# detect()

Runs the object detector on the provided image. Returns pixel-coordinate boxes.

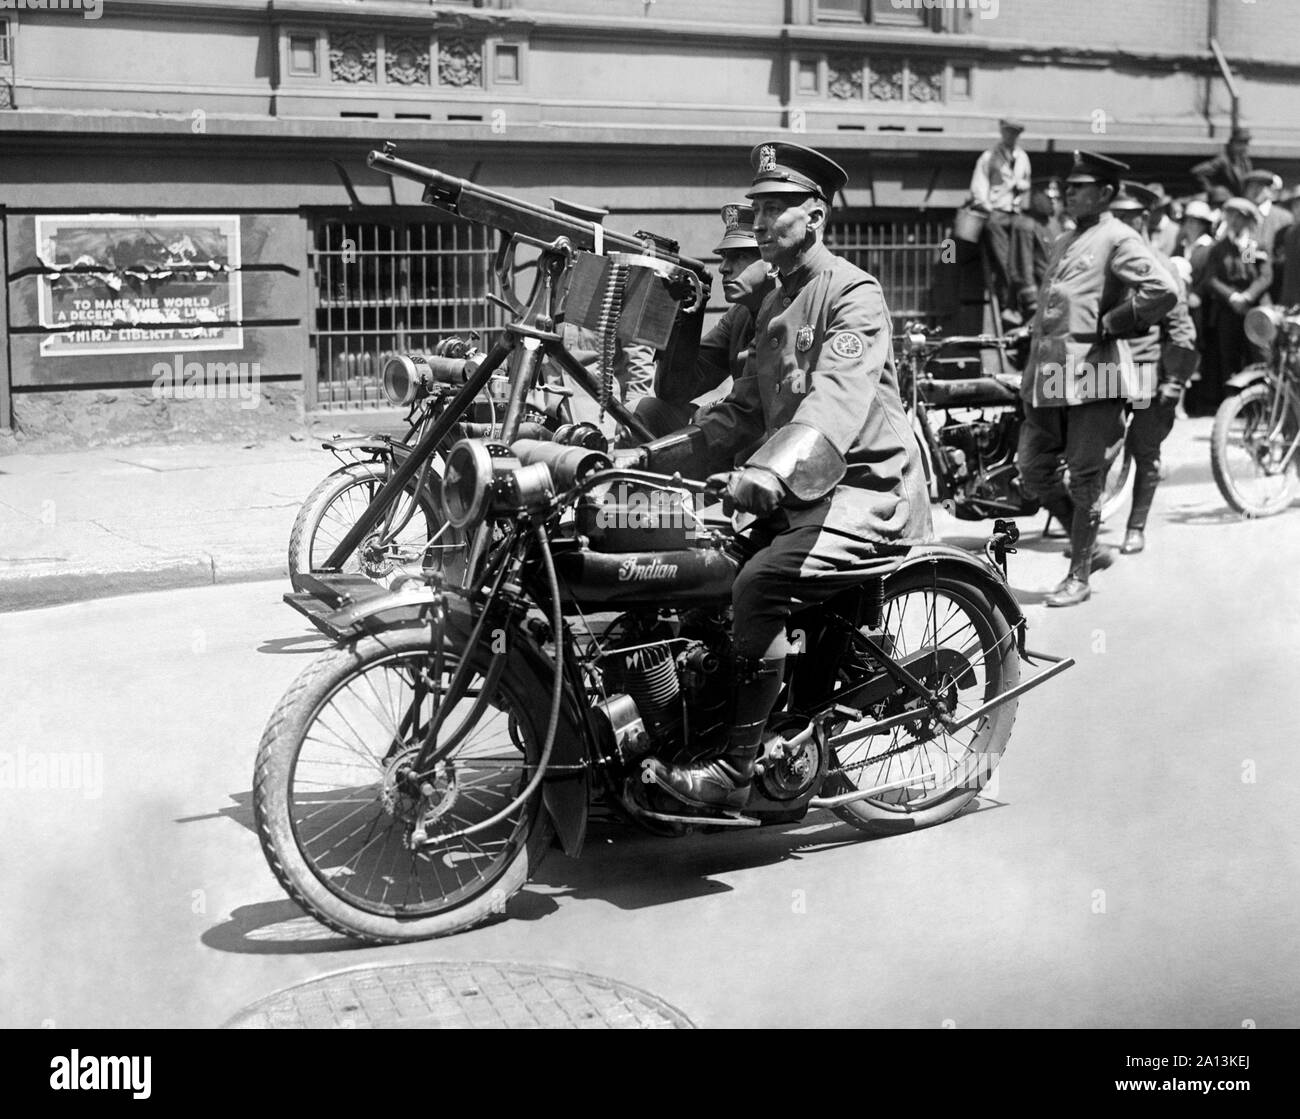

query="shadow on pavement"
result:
[175,790,257,834]
[1163,506,1249,526]
[257,633,334,655]
[194,798,1003,953]
[201,900,364,955]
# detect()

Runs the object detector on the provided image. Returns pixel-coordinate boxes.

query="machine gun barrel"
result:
[366,147,708,276]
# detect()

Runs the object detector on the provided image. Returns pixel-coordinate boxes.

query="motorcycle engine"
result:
[939,412,1033,516]
[593,610,731,763]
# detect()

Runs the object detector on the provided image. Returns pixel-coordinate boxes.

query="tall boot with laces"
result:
[643,654,785,809]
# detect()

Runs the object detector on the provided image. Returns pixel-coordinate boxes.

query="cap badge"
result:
[758,145,777,173]
[723,205,739,229]
[796,324,814,353]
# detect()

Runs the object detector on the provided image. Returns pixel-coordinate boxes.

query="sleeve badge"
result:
[829,331,864,359]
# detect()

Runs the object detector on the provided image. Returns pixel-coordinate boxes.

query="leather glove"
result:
[717,467,785,516]
[610,446,648,469]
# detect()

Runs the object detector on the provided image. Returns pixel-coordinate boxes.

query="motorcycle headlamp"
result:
[382,354,428,406]
[1244,305,1284,352]
[440,439,556,529]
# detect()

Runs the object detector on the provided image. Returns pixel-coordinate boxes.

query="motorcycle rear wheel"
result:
[287,460,466,584]
[253,627,553,944]
[826,570,1019,835]
[1210,383,1300,518]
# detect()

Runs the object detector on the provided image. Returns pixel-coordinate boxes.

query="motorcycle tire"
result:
[287,460,465,584]
[1210,382,1300,518]
[826,569,1019,835]
[253,627,554,944]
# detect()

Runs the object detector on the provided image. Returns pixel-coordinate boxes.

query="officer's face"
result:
[751,194,823,271]
[1064,180,1112,219]
[718,248,768,303]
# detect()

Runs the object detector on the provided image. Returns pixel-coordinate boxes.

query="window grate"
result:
[827,215,951,331]
[309,214,499,410]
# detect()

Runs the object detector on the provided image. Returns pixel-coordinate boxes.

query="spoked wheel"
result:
[825,570,1019,835]
[287,461,467,585]
[1099,419,1135,523]
[1210,383,1300,517]
[253,626,553,944]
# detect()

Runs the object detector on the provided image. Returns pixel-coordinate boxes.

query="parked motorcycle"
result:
[898,323,1133,526]
[1210,305,1300,517]
[287,337,579,587]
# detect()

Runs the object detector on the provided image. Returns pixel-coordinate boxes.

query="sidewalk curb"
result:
[0,555,289,613]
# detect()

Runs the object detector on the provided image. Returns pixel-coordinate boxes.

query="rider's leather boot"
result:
[1124,469,1159,553]
[644,655,785,810]
[1046,508,1102,608]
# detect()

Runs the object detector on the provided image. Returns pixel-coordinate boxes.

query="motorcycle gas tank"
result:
[552,542,739,606]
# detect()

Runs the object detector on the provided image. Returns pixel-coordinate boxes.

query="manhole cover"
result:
[223,961,695,1029]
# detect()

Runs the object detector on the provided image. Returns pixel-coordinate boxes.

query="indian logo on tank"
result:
[617,558,680,582]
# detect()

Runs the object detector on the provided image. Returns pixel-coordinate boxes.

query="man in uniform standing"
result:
[616,141,933,808]
[1108,183,1199,555]
[1020,151,1177,607]
[632,202,775,438]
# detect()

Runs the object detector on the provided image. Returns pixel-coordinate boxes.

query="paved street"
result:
[2,416,1298,1029]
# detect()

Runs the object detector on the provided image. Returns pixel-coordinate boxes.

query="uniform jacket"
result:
[1024,212,1178,407]
[1124,256,1197,390]
[654,301,758,406]
[970,145,1031,213]
[690,242,933,546]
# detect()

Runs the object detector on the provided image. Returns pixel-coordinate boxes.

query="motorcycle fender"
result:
[1224,363,1271,394]
[436,593,593,858]
[890,545,1027,652]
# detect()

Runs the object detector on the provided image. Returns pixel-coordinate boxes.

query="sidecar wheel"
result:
[825,571,1019,835]
[254,627,553,944]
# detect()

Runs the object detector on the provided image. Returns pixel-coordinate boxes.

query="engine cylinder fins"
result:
[622,643,682,741]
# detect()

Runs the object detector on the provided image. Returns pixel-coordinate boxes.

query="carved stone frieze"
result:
[438,38,484,88]
[329,31,377,84]
[386,36,431,86]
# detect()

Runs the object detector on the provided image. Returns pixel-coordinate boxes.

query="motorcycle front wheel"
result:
[826,570,1019,835]
[253,627,553,944]
[287,460,467,584]
[1210,383,1300,517]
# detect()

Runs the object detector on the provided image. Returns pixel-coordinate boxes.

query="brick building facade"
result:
[1,0,1297,442]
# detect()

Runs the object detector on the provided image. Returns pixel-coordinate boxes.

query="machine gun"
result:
[315,143,712,576]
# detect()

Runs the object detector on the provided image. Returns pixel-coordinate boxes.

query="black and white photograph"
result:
[0,0,1295,1063]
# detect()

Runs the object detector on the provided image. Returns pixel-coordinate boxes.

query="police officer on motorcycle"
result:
[615,141,934,809]
[633,203,776,438]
